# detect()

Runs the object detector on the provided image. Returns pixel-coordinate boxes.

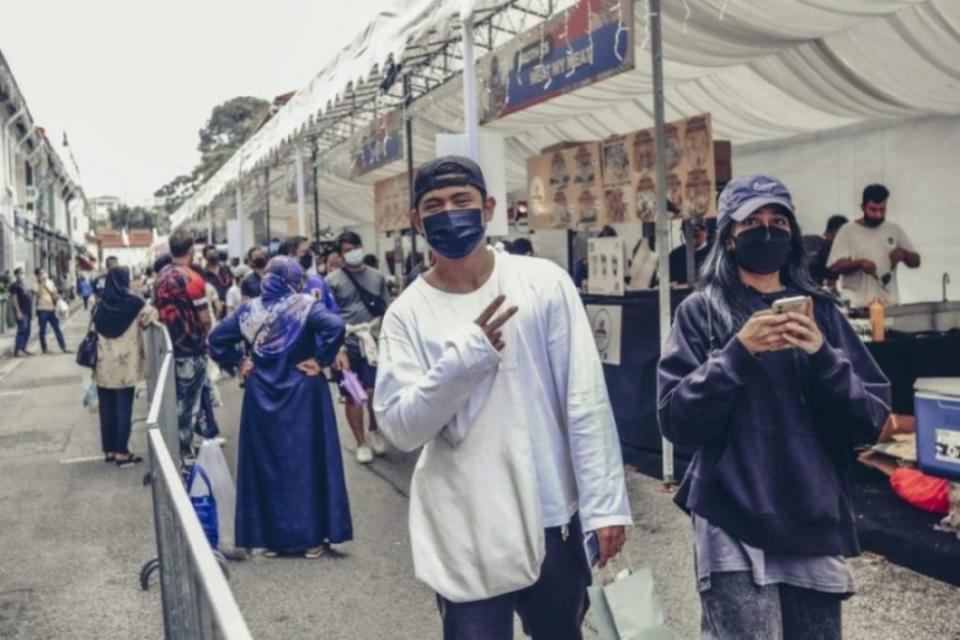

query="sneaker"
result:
[355,445,374,464]
[366,429,388,456]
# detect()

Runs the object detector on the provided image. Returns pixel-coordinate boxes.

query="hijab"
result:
[93,266,146,338]
[238,256,314,357]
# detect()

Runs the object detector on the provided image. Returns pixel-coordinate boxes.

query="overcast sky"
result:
[0,0,385,203]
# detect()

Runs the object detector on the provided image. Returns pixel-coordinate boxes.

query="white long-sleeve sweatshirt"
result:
[374,252,632,601]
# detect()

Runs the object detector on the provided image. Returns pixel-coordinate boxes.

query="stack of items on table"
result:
[858,378,960,537]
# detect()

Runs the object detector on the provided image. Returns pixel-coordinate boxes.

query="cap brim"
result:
[729,196,794,222]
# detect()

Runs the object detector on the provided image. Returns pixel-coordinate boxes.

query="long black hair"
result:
[697,207,834,341]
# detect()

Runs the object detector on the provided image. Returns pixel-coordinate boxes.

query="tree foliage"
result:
[109,205,171,234]
[154,96,270,217]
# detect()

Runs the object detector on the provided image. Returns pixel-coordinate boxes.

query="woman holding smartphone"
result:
[657,175,891,640]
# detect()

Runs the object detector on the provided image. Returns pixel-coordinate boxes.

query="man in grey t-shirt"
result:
[328,231,391,464]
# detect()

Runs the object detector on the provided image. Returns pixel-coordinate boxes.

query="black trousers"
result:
[97,386,135,454]
[436,514,592,640]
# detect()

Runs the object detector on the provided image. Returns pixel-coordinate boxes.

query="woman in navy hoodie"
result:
[658,175,890,640]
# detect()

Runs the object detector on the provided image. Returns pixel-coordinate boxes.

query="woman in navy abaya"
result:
[209,256,351,558]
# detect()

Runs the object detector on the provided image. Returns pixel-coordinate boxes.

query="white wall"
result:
[734,116,960,304]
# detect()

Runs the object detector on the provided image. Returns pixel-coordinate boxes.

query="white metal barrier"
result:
[141,321,252,640]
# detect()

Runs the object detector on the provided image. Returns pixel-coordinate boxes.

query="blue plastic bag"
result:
[187,465,219,549]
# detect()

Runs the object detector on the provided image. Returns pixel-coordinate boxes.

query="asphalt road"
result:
[0,308,958,639]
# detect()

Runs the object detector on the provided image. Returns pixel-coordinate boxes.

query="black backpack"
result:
[341,269,388,318]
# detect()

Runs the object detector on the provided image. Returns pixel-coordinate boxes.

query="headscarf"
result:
[238,256,314,357]
[93,266,146,338]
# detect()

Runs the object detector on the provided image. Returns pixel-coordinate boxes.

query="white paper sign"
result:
[588,237,625,296]
[435,131,508,237]
[586,304,623,366]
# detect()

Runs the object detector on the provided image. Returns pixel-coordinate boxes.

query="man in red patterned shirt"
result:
[154,230,217,455]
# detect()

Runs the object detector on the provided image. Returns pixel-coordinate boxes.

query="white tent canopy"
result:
[173,0,960,264]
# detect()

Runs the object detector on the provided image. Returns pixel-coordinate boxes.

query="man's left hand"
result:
[595,525,626,569]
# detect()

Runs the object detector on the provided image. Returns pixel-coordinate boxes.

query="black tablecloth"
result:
[866,331,960,414]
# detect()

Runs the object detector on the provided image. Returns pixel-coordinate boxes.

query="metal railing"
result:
[141,321,252,640]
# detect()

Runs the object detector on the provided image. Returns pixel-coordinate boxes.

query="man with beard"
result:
[828,184,920,307]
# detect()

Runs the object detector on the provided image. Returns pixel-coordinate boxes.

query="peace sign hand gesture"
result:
[474,295,518,352]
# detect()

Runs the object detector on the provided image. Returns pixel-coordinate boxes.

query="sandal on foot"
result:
[104,453,116,463]
[304,544,330,559]
[116,453,144,467]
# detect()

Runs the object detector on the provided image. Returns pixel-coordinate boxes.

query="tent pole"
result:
[206,206,212,244]
[650,0,675,485]
[235,177,244,252]
[264,164,271,248]
[404,74,416,283]
[312,140,321,246]
[294,145,307,236]
[461,16,479,161]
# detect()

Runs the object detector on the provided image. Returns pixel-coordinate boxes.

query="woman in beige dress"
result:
[92,266,158,466]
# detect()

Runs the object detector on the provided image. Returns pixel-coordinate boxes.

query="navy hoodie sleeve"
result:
[807,305,891,444]
[657,295,759,447]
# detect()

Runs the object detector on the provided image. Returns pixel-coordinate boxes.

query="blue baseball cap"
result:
[718,174,795,223]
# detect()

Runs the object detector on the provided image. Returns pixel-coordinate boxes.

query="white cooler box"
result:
[914,378,960,482]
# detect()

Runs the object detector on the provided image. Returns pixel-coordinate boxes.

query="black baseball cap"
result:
[413,155,487,209]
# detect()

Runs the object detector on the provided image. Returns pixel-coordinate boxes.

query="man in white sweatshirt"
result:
[374,156,632,640]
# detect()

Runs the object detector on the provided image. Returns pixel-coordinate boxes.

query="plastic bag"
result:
[82,381,99,411]
[190,440,238,553]
[56,297,70,319]
[187,464,219,549]
[588,562,670,640]
[890,468,950,514]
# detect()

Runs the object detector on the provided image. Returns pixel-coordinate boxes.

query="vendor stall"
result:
[167,0,960,583]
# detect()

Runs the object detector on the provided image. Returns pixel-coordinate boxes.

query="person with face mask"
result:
[657,174,892,640]
[327,231,389,464]
[154,230,218,456]
[374,156,631,638]
[202,245,232,318]
[208,256,351,559]
[9,268,34,357]
[34,268,69,354]
[827,184,921,308]
[241,246,268,299]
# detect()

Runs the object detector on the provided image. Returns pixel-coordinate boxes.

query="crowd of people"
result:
[56,155,919,639]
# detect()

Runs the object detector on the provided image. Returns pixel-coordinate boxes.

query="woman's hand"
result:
[736,310,790,354]
[781,312,825,355]
[238,359,254,381]
[297,358,323,377]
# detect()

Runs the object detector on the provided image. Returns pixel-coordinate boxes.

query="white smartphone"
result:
[583,531,600,568]
[772,295,812,317]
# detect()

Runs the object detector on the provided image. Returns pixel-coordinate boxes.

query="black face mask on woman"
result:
[733,226,792,275]
[299,251,314,271]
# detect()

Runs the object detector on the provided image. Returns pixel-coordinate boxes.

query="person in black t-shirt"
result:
[9,268,34,357]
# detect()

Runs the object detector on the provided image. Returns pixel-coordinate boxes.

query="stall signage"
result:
[352,110,404,177]
[374,172,413,233]
[479,0,634,124]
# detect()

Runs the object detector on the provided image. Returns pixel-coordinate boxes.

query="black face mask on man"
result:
[733,226,792,275]
[252,256,267,270]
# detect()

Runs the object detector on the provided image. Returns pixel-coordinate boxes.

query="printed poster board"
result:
[374,173,412,233]
[527,142,604,230]
[586,304,622,366]
[600,113,716,222]
[479,0,635,124]
[587,236,625,296]
[352,110,404,177]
